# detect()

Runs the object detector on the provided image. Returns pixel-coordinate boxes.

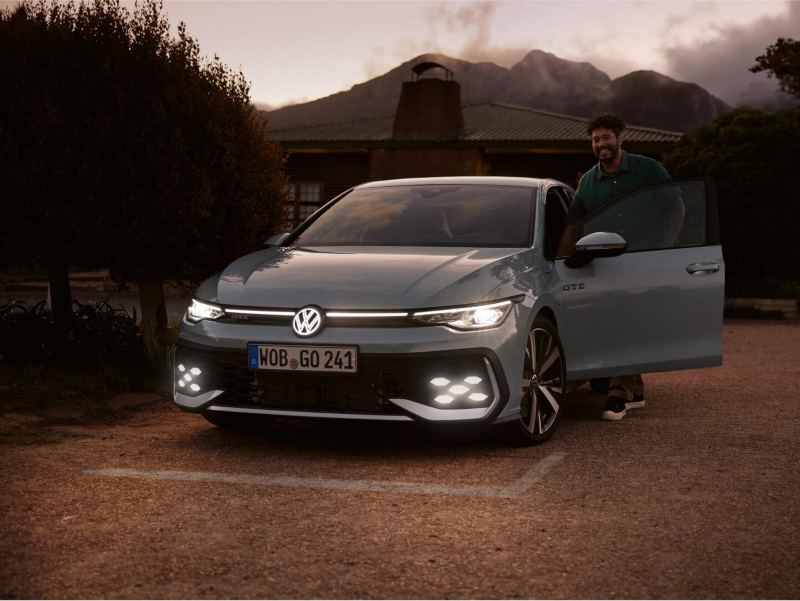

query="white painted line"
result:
[79,452,567,499]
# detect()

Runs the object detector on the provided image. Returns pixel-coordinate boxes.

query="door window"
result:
[579,179,716,252]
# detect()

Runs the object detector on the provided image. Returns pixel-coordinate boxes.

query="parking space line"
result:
[79,452,567,498]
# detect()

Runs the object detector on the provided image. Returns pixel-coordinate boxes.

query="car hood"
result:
[213,246,532,310]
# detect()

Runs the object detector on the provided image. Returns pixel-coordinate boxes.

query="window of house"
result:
[285,181,323,230]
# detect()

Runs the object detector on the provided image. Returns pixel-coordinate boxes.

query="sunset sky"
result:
[4,0,798,109]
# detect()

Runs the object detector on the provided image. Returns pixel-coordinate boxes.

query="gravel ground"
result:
[1,320,799,599]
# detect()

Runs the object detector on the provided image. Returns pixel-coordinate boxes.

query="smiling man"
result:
[557,112,679,421]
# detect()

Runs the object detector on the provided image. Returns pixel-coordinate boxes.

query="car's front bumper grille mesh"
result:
[175,344,493,415]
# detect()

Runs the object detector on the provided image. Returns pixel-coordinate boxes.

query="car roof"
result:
[357,176,553,189]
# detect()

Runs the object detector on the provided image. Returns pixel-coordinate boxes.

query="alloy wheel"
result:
[521,327,564,435]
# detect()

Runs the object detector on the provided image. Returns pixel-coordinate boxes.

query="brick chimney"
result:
[392,62,464,140]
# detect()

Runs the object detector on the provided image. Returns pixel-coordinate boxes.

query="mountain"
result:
[261,51,731,133]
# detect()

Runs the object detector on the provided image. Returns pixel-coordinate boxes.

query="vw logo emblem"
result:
[293,306,323,337]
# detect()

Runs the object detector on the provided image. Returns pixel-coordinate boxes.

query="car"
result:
[173,176,724,444]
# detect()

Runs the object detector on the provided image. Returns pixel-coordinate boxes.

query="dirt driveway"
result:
[1,321,799,599]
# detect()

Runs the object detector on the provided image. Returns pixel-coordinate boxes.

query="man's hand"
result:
[557,224,579,258]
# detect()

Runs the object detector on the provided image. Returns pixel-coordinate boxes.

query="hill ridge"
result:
[262,51,730,133]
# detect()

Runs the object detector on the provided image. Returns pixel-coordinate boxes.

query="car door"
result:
[554,178,724,380]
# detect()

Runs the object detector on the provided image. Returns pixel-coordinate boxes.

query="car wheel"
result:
[202,411,274,430]
[590,377,611,394]
[503,316,566,446]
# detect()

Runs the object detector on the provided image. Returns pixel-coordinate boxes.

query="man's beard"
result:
[595,140,619,164]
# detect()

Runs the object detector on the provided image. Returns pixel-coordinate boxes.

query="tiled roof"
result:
[267,102,683,144]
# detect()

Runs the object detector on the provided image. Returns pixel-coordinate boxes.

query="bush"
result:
[0,299,143,367]
[662,107,800,292]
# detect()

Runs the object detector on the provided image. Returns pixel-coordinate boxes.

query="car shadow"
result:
[187,414,510,459]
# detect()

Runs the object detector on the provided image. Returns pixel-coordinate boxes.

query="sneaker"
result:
[626,394,645,410]
[600,397,627,421]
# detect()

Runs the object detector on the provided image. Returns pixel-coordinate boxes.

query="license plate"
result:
[248,344,358,373]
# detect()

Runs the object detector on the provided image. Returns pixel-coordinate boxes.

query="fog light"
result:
[184,374,192,382]
[178,380,185,388]
[430,378,450,387]
[178,364,185,372]
[469,393,488,401]
[190,384,201,392]
[434,395,454,404]
[190,367,202,376]
[449,385,469,395]
[464,376,482,385]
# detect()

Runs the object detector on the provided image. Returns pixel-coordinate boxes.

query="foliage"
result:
[662,107,800,292]
[0,298,143,366]
[0,0,291,347]
[751,38,800,100]
[725,277,800,300]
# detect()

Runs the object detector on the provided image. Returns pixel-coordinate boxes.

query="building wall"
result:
[487,151,665,189]
[487,153,593,189]
[285,152,371,202]
[369,148,484,181]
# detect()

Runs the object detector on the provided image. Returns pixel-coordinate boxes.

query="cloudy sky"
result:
[5,0,798,108]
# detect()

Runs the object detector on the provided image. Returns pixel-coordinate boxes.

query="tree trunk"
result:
[47,250,73,338]
[139,279,168,359]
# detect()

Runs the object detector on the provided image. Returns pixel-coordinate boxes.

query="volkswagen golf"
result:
[173,176,724,444]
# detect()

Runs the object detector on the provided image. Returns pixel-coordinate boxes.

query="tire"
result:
[590,377,611,395]
[202,411,274,430]
[502,316,567,446]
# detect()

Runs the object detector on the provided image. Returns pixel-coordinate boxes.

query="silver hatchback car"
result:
[174,176,723,444]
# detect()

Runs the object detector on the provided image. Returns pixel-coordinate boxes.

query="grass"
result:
[726,278,800,300]
[723,302,786,320]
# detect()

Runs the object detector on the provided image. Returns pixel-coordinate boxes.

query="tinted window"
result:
[544,187,569,261]
[291,185,535,247]
[581,180,706,252]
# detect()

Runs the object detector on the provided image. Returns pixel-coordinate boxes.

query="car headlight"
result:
[186,299,225,323]
[410,298,518,331]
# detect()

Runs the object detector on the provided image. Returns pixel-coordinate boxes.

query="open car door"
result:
[554,178,724,380]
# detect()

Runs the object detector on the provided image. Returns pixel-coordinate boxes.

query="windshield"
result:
[290,184,535,248]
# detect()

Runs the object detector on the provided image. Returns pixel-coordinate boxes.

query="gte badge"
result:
[563,283,585,291]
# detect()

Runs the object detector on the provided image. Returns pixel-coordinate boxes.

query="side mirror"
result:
[264,233,290,247]
[564,232,627,269]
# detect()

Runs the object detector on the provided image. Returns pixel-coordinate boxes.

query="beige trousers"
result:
[608,374,644,401]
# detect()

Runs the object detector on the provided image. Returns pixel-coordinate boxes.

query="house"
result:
[269,63,682,228]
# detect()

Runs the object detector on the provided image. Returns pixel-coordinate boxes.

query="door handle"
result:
[686,262,720,275]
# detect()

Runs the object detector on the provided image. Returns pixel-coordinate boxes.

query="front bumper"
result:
[174,303,530,424]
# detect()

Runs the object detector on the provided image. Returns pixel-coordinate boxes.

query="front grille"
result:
[175,344,494,415]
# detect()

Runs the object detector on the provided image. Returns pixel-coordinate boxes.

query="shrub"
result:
[0,299,143,367]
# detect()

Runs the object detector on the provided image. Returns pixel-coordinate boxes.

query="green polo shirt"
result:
[565,151,672,225]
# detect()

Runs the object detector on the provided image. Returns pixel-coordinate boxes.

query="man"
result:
[557,112,684,421]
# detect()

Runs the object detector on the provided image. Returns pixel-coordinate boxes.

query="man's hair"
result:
[586,113,626,137]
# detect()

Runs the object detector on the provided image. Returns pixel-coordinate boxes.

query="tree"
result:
[751,38,800,101]
[662,107,800,295]
[0,0,291,355]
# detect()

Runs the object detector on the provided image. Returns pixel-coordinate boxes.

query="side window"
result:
[543,187,569,261]
[580,180,711,252]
